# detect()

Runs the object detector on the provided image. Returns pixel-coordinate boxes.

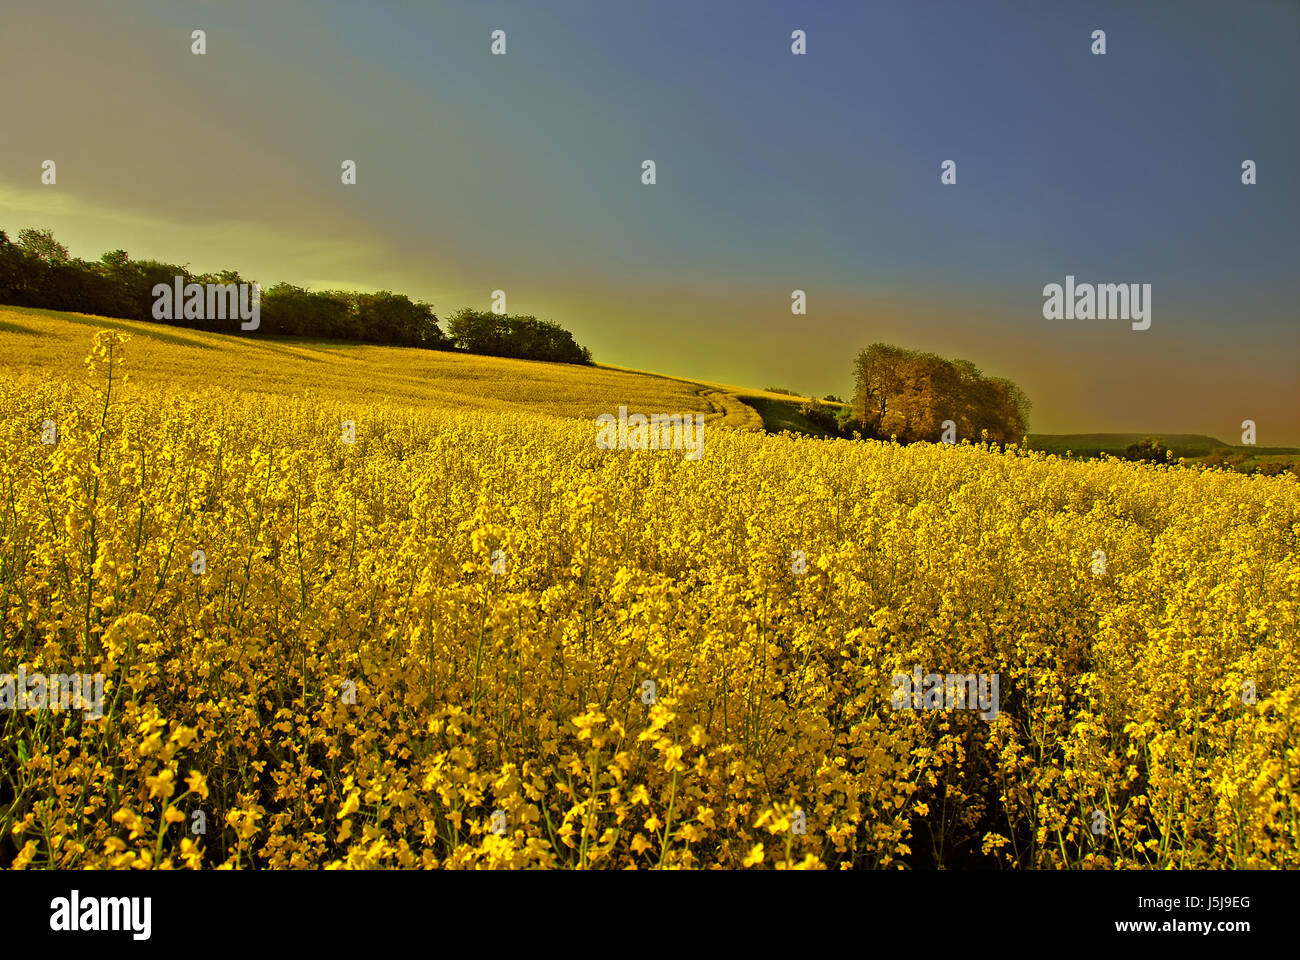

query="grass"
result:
[744,397,842,438]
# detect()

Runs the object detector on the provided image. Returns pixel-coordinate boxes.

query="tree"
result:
[985,377,1030,441]
[446,308,590,364]
[852,343,909,436]
[850,342,1030,444]
[16,228,71,265]
[100,249,130,270]
[353,291,443,347]
[1124,437,1166,463]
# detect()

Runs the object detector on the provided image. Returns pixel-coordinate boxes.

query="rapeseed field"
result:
[1,323,1296,869]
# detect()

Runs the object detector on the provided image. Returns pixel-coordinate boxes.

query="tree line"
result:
[0,227,593,364]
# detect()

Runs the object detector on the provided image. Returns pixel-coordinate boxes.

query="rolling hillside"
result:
[0,306,762,429]
[2,306,1293,463]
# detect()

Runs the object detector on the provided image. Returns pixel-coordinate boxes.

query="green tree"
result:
[1124,437,1167,463]
[16,228,71,265]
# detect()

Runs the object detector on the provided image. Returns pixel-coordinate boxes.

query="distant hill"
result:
[1027,434,1300,459]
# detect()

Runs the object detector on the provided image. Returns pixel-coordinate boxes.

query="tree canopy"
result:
[849,342,1030,444]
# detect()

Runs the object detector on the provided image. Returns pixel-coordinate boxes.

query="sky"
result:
[1,0,1297,441]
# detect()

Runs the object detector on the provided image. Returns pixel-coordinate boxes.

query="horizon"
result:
[2,0,1296,442]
